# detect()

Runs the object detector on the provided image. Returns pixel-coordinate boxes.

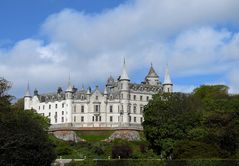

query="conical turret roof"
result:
[146,63,159,78]
[66,74,73,92]
[104,87,108,95]
[120,58,129,81]
[163,64,172,85]
[25,81,31,97]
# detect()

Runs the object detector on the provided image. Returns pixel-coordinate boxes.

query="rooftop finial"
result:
[68,73,71,86]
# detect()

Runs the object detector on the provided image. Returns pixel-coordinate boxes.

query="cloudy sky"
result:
[0,0,239,98]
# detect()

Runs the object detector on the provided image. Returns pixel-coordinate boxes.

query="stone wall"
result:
[51,131,82,142]
[51,129,141,142]
[108,130,140,141]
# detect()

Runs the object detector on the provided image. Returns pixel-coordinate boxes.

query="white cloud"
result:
[1,0,239,97]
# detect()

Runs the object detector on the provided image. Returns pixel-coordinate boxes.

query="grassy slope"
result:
[75,130,114,141]
[49,130,158,160]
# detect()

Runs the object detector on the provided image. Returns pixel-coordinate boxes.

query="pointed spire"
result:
[81,84,85,91]
[163,64,172,85]
[87,87,91,95]
[25,81,31,97]
[120,58,129,81]
[104,87,108,95]
[66,73,73,92]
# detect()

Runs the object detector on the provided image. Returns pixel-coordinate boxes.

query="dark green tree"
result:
[143,85,239,159]
[0,77,56,166]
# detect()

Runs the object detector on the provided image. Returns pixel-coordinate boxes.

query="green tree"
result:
[143,92,202,157]
[143,85,239,159]
[0,77,56,166]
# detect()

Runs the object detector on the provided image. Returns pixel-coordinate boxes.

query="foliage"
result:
[0,77,13,112]
[143,85,239,159]
[112,143,132,159]
[66,159,239,166]
[11,98,24,111]
[0,77,56,166]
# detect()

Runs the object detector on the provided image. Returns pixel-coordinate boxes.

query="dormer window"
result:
[96,96,98,100]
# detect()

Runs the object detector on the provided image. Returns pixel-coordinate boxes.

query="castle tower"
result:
[103,87,108,99]
[65,76,73,123]
[119,58,130,125]
[86,87,91,102]
[163,64,173,93]
[24,82,32,110]
[145,63,160,86]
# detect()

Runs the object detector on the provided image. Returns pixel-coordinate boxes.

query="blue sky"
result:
[0,0,239,98]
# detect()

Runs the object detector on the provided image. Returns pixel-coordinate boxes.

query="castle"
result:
[24,60,173,130]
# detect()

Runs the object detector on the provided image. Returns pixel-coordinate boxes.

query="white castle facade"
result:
[24,61,173,130]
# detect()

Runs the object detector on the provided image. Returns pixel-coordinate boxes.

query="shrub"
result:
[112,144,132,159]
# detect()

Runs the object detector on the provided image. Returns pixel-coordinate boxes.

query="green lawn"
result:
[75,130,114,141]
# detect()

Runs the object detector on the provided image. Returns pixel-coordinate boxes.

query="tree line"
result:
[143,85,239,159]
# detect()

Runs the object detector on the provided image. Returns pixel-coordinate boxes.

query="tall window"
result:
[99,116,101,122]
[140,96,143,101]
[81,105,84,113]
[127,104,131,113]
[140,117,143,123]
[146,96,149,101]
[43,105,45,110]
[92,116,94,122]
[55,112,57,123]
[140,105,143,114]
[95,105,100,112]
[49,105,51,109]
[62,111,64,115]
[134,95,136,100]
[48,112,51,117]
[96,96,98,100]
[62,103,64,108]
[110,105,113,113]
[55,104,57,109]
[133,105,137,114]
[74,105,76,113]
[74,116,76,122]
[61,117,64,122]
[129,116,131,122]
[81,116,84,122]
[110,116,113,122]
[134,117,136,122]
